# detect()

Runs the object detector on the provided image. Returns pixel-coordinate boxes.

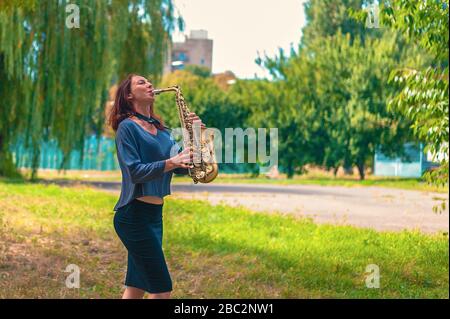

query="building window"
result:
[200,58,205,65]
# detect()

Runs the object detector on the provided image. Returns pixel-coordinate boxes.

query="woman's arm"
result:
[116,125,166,183]
[116,123,192,183]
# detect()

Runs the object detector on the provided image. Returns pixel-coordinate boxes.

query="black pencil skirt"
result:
[113,198,172,294]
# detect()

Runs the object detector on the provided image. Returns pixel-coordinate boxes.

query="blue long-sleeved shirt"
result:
[113,118,188,211]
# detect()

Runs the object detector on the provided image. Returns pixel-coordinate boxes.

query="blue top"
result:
[113,118,188,211]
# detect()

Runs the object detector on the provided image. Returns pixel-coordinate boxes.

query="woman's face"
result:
[129,75,155,104]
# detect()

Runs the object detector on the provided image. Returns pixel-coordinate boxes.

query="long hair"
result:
[108,73,166,132]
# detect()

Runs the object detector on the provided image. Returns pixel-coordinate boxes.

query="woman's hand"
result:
[164,147,192,172]
[188,112,206,129]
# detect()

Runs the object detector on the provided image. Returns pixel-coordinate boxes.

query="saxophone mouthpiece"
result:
[153,89,163,95]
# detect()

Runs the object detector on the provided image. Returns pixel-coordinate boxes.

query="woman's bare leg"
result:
[122,286,146,299]
[148,291,171,299]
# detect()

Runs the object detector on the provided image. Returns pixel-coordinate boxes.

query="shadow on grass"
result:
[168,229,448,298]
[0,177,27,184]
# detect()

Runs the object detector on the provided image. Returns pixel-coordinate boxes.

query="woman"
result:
[108,74,205,299]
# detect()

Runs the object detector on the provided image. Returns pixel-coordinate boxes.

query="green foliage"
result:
[184,65,212,78]
[350,1,449,185]
[258,32,422,179]
[388,67,449,187]
[380,0,449,187]
[0,0,181,178]
[157,70,247,130]
[380,0,449,61]
[302,0,368,44]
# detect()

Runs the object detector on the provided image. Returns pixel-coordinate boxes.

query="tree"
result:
[256,0,427,179]
[0,0,181,179]
[302,0,371,46]
[380,0,449,188]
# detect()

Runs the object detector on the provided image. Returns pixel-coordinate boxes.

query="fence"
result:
[12,135,119,171]
[11,135,260,173]
[374,143,434,178]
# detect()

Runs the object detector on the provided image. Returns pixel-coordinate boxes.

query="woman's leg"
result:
[122,286,146,299]
[122,287,171,299]
[148,291,171,299]
[114,201,172,298]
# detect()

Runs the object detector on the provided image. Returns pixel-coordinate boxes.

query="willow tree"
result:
[0,0,181,179]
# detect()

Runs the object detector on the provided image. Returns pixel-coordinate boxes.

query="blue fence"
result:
[374,143,435,178]
[12,135,120,171]
[14,136,434,178]
[11,135,257,173]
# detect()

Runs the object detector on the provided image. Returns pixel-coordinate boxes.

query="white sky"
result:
[172,0,307,79]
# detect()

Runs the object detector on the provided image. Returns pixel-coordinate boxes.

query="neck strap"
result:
[134,112,160,125]
[133,112,171,130]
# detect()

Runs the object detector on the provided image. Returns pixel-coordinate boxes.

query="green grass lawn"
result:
[0,179,448,298]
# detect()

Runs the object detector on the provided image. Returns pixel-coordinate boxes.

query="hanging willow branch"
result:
[0,0,182,178]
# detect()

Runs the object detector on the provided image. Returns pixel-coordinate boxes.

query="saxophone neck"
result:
[153,86,179,95]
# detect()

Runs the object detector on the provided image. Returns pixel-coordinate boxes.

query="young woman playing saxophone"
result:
[108,74,205,299]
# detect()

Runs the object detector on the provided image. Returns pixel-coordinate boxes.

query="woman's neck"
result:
[134,102,152,117]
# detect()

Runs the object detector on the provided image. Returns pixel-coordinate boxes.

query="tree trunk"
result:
[0,132,4,176]
[250,163,260,178]
[286,159,294,179]
[0,132,20,178]
[344,166,353,175]
[333,166,339,177]
[357,162,365,180]
[31,147,40,181]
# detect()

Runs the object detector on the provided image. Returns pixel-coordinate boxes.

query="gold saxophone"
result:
[154,85,219,184]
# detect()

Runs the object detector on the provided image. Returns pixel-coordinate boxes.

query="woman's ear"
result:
[127,93,133,100]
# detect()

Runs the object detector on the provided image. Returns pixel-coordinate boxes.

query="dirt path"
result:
[169,183,449,233]
[46,180,449,233]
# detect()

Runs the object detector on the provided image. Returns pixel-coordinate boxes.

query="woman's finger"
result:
[193,120,205,128]
[180,147,191,154]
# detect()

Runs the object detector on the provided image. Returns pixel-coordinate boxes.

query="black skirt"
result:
[113,198,172,294]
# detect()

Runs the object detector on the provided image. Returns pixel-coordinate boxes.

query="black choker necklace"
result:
[134,112,160,125]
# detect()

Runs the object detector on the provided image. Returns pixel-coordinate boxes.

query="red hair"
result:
[108,73,166,132]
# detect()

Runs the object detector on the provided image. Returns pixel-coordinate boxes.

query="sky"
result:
[172,0,308,79]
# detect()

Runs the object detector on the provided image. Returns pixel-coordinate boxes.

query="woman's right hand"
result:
[165,147,192,171]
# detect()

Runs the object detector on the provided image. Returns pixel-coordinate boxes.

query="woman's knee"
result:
[122,286,146,299]
[148,291,171,299]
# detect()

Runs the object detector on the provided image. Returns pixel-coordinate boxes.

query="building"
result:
[164,30,213,73]
[374,143,439,178]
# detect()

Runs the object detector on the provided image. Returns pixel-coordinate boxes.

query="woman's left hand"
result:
[189,112,206,129]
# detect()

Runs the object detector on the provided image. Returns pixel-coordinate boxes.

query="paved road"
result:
[46,180,449,233]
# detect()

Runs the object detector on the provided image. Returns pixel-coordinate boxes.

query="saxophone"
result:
[154,85,219,184]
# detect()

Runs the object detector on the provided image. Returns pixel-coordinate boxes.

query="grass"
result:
[0,179,448,298]
[20,168,449,194]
